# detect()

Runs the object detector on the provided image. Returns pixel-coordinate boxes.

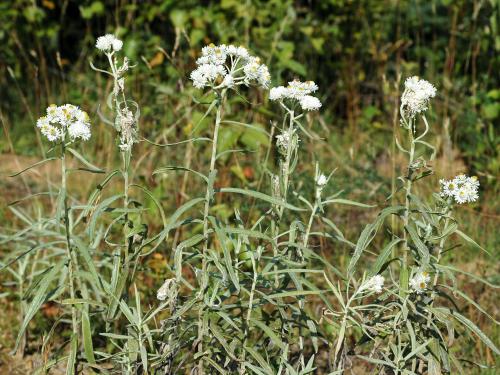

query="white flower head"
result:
[112,38,123,52]
[40,124,63,142]
[269,86,288,101]
[316,174,327,187]
[401,76,437,117]
[225,44,250,60]
[287,80,318,98]
[222,74,235,88]
[243,57,271,88]
[439,178,457,198]
[359,275,385,294]
[96,34,123,53]
[276,132,291,155]
[157,278,177,301]
[410,271,431,294]
[36,104,91,142]
[269,80,321,112]
[190,63,227,89]
[68,121,91,141]
[299,95,322,111]
[192,44,269,90]
[199,44,227,65]
[439,174,479,204]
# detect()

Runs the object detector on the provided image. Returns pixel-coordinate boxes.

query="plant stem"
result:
[61,143,78,373]
[279,109,295,218]
[425,213,450,327]
[402,124,414,268]
[240,257,258,374]
[122,150,130,256]
[303,202,318,249]
[197,89,226,373]
[400,120,415,298]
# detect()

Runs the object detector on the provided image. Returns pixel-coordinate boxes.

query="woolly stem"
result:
[61,142,78,372]
[197,89,226,374]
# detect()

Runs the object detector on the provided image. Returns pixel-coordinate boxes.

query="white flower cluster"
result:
[269,80,321,111]
[410,271,430,294]
[359,275,385,294]
[401,76,436,116]
[316,174,327,187]
[190,44,270,89]
[157,278,176,301]
[440,174,479,204]
[95,34,123,52]
[315,173,328,200]
[36,104,91,142]
[275,132,291,155]
[275,128,299,158]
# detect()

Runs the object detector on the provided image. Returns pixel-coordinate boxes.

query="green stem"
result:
[197,89,226,373]
[279,109,295,218]
[303,202,318,249]
[400,121,415,298]
[61,143,78,373]
[240,257,258,374]
[425,213,450,329]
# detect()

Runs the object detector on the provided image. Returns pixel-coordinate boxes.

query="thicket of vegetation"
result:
[0,1,498,374]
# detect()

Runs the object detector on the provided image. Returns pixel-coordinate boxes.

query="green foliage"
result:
[0,1,498,374]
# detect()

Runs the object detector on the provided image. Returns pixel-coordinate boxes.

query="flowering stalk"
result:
[303,169,327,248]
[240,247,259,375]
[196,89,226,371]
[189,44,271,372]
[94,34,139,318]
[327,274,385,369]
[35,103,92,371]
[61,141,79,342]
[398,76,436,294]
[269,79,322,369]
[400,116,414,294]
[278,106,296,218]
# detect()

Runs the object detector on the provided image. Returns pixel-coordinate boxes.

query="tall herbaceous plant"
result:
[155,44,339,374]
[324,77,499,373]
[2,30,497,375]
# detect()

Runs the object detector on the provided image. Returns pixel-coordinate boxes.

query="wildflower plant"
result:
[4,102,96,372]
[1,31,497,375]
[151,46,337,374]
[325,76,499,373]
